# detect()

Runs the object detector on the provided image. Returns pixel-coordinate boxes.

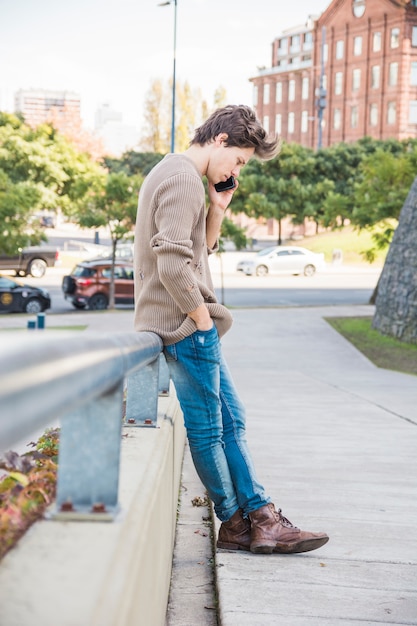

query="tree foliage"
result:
[139,78,230,153]
[74,171,142,307]
[0,113,105,251]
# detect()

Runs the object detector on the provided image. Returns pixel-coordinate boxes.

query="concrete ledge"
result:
[0,391,186,626]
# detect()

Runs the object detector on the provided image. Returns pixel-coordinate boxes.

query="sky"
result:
[0,0,330,134]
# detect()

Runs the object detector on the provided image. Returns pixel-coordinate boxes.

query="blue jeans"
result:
[164,325,270,522]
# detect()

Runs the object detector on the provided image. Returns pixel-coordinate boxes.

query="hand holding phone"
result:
[214,176,236,192]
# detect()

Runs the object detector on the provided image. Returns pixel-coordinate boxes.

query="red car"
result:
[62,259,134,310]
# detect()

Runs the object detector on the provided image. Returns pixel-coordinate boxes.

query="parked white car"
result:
[236,246,325,277]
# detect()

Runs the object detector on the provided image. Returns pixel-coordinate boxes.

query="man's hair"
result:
[190,104,281,160]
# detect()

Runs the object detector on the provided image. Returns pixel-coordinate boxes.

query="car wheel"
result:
[304,264,316,277]
[255,265,269,277]
[88,293,108,310]
[72,301,87,309]
[62,275,76,295]
[25,298,43,314]
[28,258,47,278]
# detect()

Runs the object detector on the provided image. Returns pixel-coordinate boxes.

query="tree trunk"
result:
[372,176,417,344]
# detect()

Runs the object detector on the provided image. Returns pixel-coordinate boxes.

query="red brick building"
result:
[250,0,417,148]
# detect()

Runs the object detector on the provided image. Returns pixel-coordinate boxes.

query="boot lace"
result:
[272,506,298,529]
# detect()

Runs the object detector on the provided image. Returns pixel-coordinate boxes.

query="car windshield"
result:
[72,266,97,278]
[257,247,278,257]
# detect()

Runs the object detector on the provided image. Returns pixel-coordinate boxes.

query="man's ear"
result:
[214,133,228,145]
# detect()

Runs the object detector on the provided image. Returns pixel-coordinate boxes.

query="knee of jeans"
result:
[187,429,224,451]
[223,419,245,440]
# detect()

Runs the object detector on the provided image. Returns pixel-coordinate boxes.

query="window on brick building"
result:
[413,26,417,47]
[323,43,328,63]
[276,113,282,134]
[304,32,313,50]
[253,86,258,105]
[278,37,288,55]
[336,40,344,60]
[352,68,361,91]
[291,34,301,52]
[411,62,417,86]
[353,36,362,56]
[352,0,366,18]
[288,80,296,101]
[389,62,399,86]
[335,72,343,95]
[351,105,359,128]
[373,32,381,52]
[369,104,378,127]
[371,66,380,89]
[391,28,400,49]
[333,108,342,130]
[288,112,295,133]
[263,116,270,132]
[276,82,282,103]
[264,84,270,105]
[387,101,396,125]
[301,110,308,133]
[410,101,417,124]
[302,77,309,100]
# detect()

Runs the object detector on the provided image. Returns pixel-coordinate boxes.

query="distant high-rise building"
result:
[95,102,123,131]
[250,0,417,148]
[95,103,140,156]
[14,88,81,133]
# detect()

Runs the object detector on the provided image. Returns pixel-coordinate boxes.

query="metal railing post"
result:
[51,381,124,521]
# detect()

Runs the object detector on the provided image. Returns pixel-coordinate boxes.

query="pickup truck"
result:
[0,246,59,278]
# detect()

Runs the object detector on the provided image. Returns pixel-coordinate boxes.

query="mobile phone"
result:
[214,176,236,192]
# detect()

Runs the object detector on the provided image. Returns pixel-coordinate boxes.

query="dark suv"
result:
[62,260,134,310]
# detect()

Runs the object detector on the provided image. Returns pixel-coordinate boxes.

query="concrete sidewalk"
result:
[3,305,416,625]
[215,305,417,626]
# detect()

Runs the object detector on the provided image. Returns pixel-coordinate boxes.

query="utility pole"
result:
[159,0,177,153]
[316,26,327,149]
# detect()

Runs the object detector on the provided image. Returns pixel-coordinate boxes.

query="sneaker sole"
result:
[251,535,329,555]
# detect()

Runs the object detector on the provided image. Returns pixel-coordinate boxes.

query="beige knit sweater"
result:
[133,154,233,345]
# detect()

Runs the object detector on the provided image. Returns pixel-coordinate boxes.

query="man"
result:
[134,105,329,554]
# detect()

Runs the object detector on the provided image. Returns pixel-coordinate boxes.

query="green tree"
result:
[74,171,142,308]
[231,143,316,244]
[103,152,164,177]
[351,148,416,261]
[139,78,231,153]
[140,79,171,153]
[0,112,103,252]
[0,170,43,253]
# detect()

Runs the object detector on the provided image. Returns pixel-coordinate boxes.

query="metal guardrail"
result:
[0,331,169,520]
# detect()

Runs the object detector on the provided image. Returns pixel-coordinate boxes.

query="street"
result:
[0,225,382,320]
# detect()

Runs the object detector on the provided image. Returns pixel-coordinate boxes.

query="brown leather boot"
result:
[249,503,329,554]
[217,509,251,551]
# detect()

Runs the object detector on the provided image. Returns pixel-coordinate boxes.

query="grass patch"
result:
[325,316,417,376]
[294,225,390,266]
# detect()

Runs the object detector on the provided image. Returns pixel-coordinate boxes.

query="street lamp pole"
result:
[316,26,327,150]
[159,0,177,153]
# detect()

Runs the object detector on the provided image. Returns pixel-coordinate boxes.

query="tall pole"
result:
[159,0,177,153]
[317,26,327,150]
[171,0,177,153]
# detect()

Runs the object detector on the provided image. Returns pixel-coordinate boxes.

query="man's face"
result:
[207,140,255,186]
